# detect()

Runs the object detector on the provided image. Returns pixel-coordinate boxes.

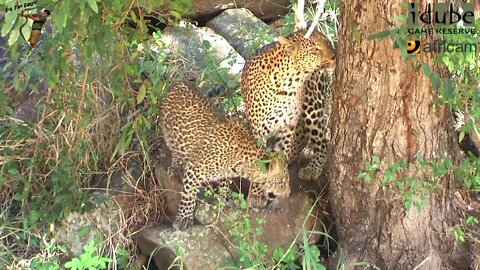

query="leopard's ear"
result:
[277,36,293,48]
[268,157,284,173]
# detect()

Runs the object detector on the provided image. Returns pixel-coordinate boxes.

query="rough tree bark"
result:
[329,1,472,269]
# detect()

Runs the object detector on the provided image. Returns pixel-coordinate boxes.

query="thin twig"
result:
[74,67,89,140]
[115,0,136,30]
[305,0,326,38]
[412,256,430,270]
[295,0,307,30]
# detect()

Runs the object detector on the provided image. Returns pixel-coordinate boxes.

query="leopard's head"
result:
[279,30,336,72]
[257,157,290,198]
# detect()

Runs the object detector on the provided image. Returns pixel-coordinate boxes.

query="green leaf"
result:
[384,169,395,183]
[397,37,409,58]
[64,258,81,269]
[1,11,19,37]
[136,84,146,104]
[371,163,380,171]
[130,10,138,23]
[373,155,381,165]
[7,27,19,46]
[77,226,90,238]
[156,65,167,76]
[394,14,408,23]
[62,1,71,28]
[202,40,211,50]
[368,30,390,40]
[443,79,455,100]
[79,0,86,15]
[256,137,264,147]
[170,10,182,20]
[449,225,465,242]
[256,159,269,174]
[422,63,432,77]
[7,166,19,176]
[358,172,369,180]
[13,192,28,201]
[396,180,404,189]
[240,199,247,209]
[149,90,158,105]
[431,72,441,90]
[365,161,372,168]
[53,2,67,32]
[404,197,413,209]
[458,129,465,142]
[87,0,99,13]
[398,23,409,36]
[19,20,32,41]
[466,215,479,225]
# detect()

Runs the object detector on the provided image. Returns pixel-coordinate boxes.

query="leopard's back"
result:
[160,82,272,169]
[160,82,224,161]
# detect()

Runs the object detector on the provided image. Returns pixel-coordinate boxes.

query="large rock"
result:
[135,191,325,268]
[91,165,145,196]
[146,161,326,268]
[195,192,326,252]
[55,193,121,257]
[206,8,279,59]
[149,137,328,268]
[135,225,231,270]
[157,22,245,93]
[154,162,183,219]
[55,167,137,257]
[14,89,46,122]
[56,165,163,259]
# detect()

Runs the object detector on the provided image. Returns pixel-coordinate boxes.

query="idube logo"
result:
[408,3,475,26]
[407,3,476,35]
[405,3,478,55]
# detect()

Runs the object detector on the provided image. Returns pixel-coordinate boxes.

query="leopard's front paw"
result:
[247,194,268,209]
[168,167,184,183]
[173,215,194,230]
[266,197,283,212]
[298,167,322,181]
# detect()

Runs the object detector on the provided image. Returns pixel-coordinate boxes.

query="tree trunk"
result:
[329,1,472,269]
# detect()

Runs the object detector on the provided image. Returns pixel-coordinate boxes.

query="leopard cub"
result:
[160,82,291,230]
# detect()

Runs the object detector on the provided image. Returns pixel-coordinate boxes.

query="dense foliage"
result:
[0,0,191,267]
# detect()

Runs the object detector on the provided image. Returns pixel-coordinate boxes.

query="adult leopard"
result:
[241,29,335,181]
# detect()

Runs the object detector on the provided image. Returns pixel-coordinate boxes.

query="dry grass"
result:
[0,60,171,268]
